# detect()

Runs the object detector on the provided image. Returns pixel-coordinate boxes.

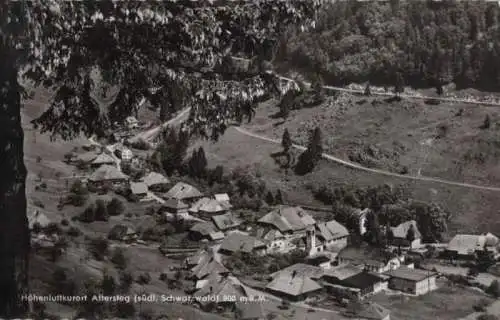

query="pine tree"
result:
[364,83,371,96]
[406,224,416,247]
[394,72,404,96]
[281,129,292,153]
[275,189,284,204]
[265,191,275,205]
[481,114,491,129]
[197,147,208,177]
[295,127,323,174]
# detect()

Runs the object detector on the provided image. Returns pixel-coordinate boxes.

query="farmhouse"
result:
[185,249,211,269]
[218,232,267,256]
[446,234,487,259]
[308,219,349,255]
[258,205,316,235]
[266,270,322,301]
[337,246,403,273]
[130,182,148,199]
[107,225,138,242]
[141,172,170,191]
[193,276,248,311]
[162,198,189,219]
[258,228,289,254]
[165,182,203,202]
[90,153,116,168]
[211,212,243,232]
[323,270,389,299]
[190,256,230,280]
[389,220,422,249]
[189,222,224,241]
[88,165,128,189]
[385,266,437,295]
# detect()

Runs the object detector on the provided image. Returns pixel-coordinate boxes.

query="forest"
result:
[277,0,500,91]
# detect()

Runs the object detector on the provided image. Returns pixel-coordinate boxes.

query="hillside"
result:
[193,96,500,236]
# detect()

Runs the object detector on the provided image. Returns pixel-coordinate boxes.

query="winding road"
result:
[233,126,500,192]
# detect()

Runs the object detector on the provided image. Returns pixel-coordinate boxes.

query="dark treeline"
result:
[277,0,500,91]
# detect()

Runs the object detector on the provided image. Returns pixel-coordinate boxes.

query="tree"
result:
[107,198,125,216]
[94,199,109,222]
[111,248,127,270]
[0,1,320,315]
[265,191,275,205]
[364,83,371,96]
[275,189,284,205]
[394,72,404,96]
[295,127,323,175]
[281,129,292,153]
[481,114,491,129]
[486,280,500,298]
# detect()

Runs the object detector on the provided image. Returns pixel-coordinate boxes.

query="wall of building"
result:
[389,276,437,295]
[414,276,437,295]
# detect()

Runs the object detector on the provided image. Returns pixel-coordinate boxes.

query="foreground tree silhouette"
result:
[294,127,323,175]
[0,1,321,316]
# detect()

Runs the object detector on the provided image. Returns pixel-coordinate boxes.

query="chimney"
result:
[209,286,213,293]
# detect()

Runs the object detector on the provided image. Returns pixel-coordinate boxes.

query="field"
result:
[371,280,493,320]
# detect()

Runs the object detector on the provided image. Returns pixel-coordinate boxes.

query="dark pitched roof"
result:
[211,212,243,231]
[219,233,267,254]
[385,266,437,282]
[163,198,189,210]
[165,182,203,200]
[258,206,316,232]
[341,272,387,290]
[89,165,127,182]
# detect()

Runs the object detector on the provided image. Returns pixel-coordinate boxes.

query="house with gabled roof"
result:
[322,266,389,299]
[162,198,189,219]
[258,205,316,235]
[389,220,422,249]
[190,255,230,280]
[189,222,224,241]
[309,219,349,255]
[385,266,437,295]
[265,270,323,301]
[88,164,128,189]
[211,212,243,232]
[164,182,203,202]
[185,248,211,269]
[193,275,248,311]
[219,232,267,256]
[140,172,170,191]
[337,246,404,274]
[445,234,492,259]
[130,182,148,199]
[90,153,116,168]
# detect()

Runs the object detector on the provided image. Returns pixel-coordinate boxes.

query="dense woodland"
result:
[277,0,500,91]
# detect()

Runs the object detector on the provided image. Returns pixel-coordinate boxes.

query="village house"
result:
[140,171,170,192]
[211,212,243,232]
[384,266,438,295]
[190,255,230,281]
[446,234,487,260]
[265,270,323,301]
[306,253,336,269]
[125,116,139,129]
[193,275,248,312]
[87,164,129,190]
[218,232,268,256]
[336,246,403,273]
[256,228,291,254]
[165,182,203,203]
[162,198,189,219]
[130,182,148,199]
[185,248,211,269]
[189,222,224,241]
[107,224,138,242]
[258,205,316,236]
[214,193,232,208]
[307,219,350,256]
[322,265,389,299]
[344,301,391,320]
[28,210,51,230]
[114,144,133,162]
[90,153,116,168]
[389,220,422,249]
[235,301,266,320]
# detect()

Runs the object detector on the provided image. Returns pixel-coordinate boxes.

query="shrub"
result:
[88,238,109,261]
[45,223,62,235]
[107,198,125,216]
[111,248,128,270]
[119,272,133,293]
[477,314,499,320]
[115,303,136,318]
[79,204,96,223]
[137,272,151,285]
[36,156,42,163]
[473,299,490,312]
[61,219,69,226]
[94,199,109,221]
[67,226,81,237]
[486,280,500,298]
[101,273,117,295]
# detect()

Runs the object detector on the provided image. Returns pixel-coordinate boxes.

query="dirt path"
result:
[233,126,500,192]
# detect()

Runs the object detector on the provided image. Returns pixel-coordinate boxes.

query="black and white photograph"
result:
[2,0,500,319]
